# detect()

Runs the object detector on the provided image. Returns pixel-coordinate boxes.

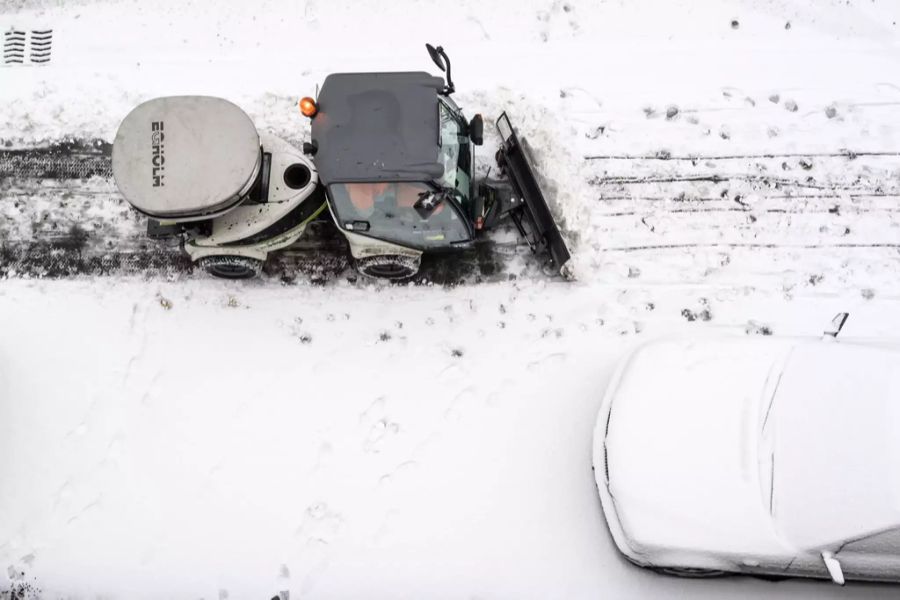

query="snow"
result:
[4,0,900,597]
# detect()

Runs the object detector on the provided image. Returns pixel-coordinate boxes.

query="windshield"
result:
[328,181,471,250]
[438,102,471,203]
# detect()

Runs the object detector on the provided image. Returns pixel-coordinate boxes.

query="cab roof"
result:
[310,72,446,185]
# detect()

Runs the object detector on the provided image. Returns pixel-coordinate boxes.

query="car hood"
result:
[601,336,795,562]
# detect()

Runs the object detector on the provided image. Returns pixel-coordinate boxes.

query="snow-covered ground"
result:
[3,0,900,597]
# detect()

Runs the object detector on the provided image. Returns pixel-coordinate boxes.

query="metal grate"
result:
[3,29,25,64]
[30,29,52,64]
[3,28,52,65]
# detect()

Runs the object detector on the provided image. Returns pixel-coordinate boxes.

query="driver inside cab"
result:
[346,182,444,218]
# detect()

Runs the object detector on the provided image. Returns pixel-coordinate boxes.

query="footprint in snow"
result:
[294,502,343,545]
[615,320,644,336]
[311,441,333,473]
[445,385,477,421]
[270,564,290,600]
[526,352,567,370]
[378,460,419,487]
[360,397,399,453]
[365,419,399,453]
[745,320,773,336]
[681,307,713,322]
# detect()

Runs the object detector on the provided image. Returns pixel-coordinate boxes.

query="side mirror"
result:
[469,114,484,145]
[823,312,849,339]
[425,43,455,95]
[821,551,845,586]
[425,43,445,72]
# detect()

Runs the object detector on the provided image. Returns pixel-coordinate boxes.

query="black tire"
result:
[654,567,728,579]
[355,254,420,281]
[197,255,264,279]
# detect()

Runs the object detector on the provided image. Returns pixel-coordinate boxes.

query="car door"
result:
[835,527,900,583]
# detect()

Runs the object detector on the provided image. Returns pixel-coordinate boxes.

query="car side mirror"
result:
[823,312,849,339]
[469,114,484,145]
[821,551,845,585]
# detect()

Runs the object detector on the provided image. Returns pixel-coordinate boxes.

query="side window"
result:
[437,102,471,202]
[834,527,900,580]
[328,182,471,249]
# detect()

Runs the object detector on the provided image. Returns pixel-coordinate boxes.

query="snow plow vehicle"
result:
[111,44,570,280]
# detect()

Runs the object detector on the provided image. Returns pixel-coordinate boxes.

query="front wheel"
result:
[355,254,421,280]
[197,255,264,279]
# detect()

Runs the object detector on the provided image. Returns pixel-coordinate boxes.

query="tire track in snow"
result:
[4,141,900,293]
[585,151,900,161]
[599,242,900,252]
[593,173,885,192]
[597,206,900,217]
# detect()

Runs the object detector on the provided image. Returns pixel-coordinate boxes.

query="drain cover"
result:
[3,27,52,65]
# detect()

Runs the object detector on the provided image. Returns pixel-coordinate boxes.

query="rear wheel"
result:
[355,254,421,281]
[197,255,264,279]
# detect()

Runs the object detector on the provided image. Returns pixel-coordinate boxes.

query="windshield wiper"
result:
[761,351,792,432]
[761,369,784,432]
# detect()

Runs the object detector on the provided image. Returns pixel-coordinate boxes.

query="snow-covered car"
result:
[592,314,900,585]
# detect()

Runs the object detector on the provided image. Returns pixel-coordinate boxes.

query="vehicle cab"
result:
[306,71,483,277]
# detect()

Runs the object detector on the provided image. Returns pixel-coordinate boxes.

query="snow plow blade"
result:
[495,112,571,272]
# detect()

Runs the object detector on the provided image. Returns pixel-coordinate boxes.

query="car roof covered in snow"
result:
[310,71,446,185]
[773,342,900,548]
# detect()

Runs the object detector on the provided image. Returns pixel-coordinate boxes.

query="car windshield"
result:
[327,181,471,250]
[437,102,471,203]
